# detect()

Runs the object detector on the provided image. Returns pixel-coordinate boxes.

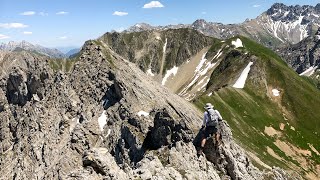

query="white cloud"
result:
[23,31,32,35]
[202,11,207,14]
[0,23,28,28]
[39,12,49,16]
[20,11,36,16]
[59,36,68,40]
[143,1,164,9]
[0,34,10,40]
[253,4,261,8]
[112,11,128,16]
[56,11,69,15]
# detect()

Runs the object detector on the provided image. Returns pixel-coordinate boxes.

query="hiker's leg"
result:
[214,133,219,144]
[201,137,206,148]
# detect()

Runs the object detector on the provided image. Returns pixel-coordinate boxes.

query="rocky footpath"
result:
[0,41,300,179]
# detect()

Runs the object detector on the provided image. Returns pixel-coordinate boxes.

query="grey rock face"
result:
[278,28,320,75]
[100,28,213,74]
[0,40,298,179]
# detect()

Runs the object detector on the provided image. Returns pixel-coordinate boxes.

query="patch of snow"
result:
[208,92,212,96]
[312,13,319,18]
[137,111,149,117]
[72,118,79,124]
[135,24,141,28]
[299,66,317,76]
[200,62,216,76]
[232,62,253,89]
[195,52,207,73]
[196,77,206,87]
[197,79,210,91]
[316,35,320,40]
[147,69,155,76]
[270,20,284,42]
[212,49,222,59]
[290,126,295,131]
[283,11,289,17]
[98,111,107,132]
[155,36,161,40]
[163,38,168,54]
[105,129,111,138]
[272,89,280,97]
[179,54,216,96]
[231,38,243,48]
[162,66,179,85]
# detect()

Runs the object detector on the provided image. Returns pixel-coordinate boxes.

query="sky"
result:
[0,0,319,50]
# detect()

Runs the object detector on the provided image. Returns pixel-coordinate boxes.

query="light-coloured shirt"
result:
[202,109,223,126]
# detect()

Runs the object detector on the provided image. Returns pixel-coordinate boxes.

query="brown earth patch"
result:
[273,140,312,170]
[266,146,283,161]
[279,123,285,131]
[264,126,281,137]
[247,151,272,170]
[308,143,320,156]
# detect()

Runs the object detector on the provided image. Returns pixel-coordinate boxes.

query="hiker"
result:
[198,103,223,155]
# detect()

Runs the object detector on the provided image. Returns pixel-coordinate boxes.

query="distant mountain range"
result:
[65,48,81,57]
[0,41,81,58]
[0,41,66,58]
[126,3,320,48]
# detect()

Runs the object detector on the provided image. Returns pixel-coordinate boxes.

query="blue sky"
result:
[0,0,319,49]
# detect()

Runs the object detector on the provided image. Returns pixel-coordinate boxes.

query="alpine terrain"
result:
[127,3,320,48]
[278,27,320,89]
[0,2,320,180]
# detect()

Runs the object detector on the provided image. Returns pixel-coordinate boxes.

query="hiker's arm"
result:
[202,112,207,128]
[216,110,223,121]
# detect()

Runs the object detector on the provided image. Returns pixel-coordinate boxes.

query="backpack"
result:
[206,109,219,127]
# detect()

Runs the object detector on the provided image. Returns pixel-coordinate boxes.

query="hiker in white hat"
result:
[198,103,223,156]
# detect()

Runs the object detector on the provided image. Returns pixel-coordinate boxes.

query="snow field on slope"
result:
[147,69,155,76]
[179,52,216,95]
[231,38,243,48]
[299,66,317,76]
[162,66,179,85]
[98,110,107,131]
[137,111,149,117]
[233,62,253,89]
[272,89,280,96]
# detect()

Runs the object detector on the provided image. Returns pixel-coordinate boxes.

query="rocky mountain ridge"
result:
[278,28,320,77]
[0,39,301,179]
[0,40,65,58]
[101,26,320,178]
[126,3,320,48]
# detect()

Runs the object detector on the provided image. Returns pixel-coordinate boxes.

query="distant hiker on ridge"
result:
[198,103,223,156]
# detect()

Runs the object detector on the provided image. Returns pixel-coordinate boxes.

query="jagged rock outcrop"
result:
[0,41,299,179]
[278,28,320,75]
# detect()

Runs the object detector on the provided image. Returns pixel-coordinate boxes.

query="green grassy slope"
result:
[194,36,320,175]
